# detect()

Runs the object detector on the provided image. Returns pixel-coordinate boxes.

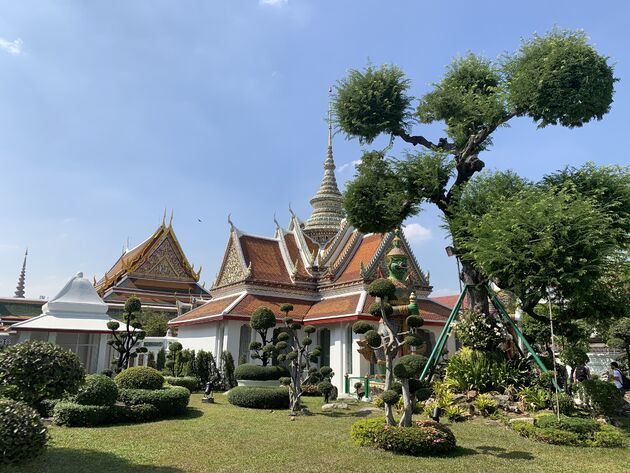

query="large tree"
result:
[107,296,147,371]
[334,30,616,312]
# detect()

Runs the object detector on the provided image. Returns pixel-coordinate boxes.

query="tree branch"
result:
[397,131,455,152]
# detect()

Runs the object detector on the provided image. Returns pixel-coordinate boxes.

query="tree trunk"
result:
[460,259,489,314]
[398,379,414,427]
[384,349,396,426]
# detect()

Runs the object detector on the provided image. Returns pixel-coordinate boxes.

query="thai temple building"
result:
[95,215,210,317]
[168,120,454,393]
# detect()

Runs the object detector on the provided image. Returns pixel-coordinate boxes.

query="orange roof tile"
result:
[169,295,241,324]
[240,236,292,284]
[303,294,360,320]
[335,234,384,283]
[430,294,469,310]
[229,294,313,318]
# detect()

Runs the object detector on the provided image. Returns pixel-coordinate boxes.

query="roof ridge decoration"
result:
[289,211,316,268]
[212,220,251,289]
[360,232,395,279]
[330,230,362,276]
[320,219,352,265]
[274,218,299,280]
[303,90,345,246]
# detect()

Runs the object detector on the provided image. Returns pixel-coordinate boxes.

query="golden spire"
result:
[328,86,333,148]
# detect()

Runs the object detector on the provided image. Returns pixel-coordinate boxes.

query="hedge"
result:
[165,376,199,392]
[52,402,159,427]
[118,386,190,417]
[234,363,289,381]
[74,374,118,407]
[351,418,457,456]
[0,399,48,465]
[227,386,290,409]
[115,366,164,390]
[511,414,623,448]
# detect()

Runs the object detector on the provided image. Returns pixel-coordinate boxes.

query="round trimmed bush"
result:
[406,315,424,328]
[250,306,276,331]
[0,399,48,465]
[164,376,199,392]
[381,389,401,405]
[227,386,289,409]
[393,354,426,379]
[364,330,382,348]
[0,340,84,406]
[118,386,190,417]
[352,321,375,334]
[115,366,164,390]
[368,301,393,317]
[75,374,118,406]
[367,278,397,300]
[351,418,457,456]
[234,363,289,381]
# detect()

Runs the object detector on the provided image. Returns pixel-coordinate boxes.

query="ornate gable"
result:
[131,236,195,282]
[212,232,250,289]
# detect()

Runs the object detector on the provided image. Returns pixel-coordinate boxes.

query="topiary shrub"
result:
[115,366,164,390]
[350,418,457,456]
[512,413,623,447]
[52,402,160,427]
[576,379,622,416]
[227,386,289,409]
[118,386,190,417]
[74,374,118,407]
[164,376,199,392]
[0,399,48,465]
[445,347,519,393]
[234,363,289,381]
[0,340,84,407]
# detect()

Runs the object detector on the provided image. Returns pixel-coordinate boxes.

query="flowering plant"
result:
[454,309,509,351]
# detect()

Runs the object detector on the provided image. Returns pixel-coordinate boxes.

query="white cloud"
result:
[0,38,23,55]
[403,223,432,243]
[259,0,288,6]
[338,159,361,173]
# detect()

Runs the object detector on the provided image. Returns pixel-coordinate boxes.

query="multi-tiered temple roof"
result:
[170,125,449,329]
[96,216,209,315]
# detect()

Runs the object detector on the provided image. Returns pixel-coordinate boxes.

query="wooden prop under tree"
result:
[107,296,147,371]
[419,284,561,392]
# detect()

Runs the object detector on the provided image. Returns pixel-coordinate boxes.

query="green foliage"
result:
[124,296,142,314]
[250,306,277,331]
[110,297,147,371]
[364,330,382,348]
[444,405,468,422]
[381,389,401,406]
[559,345,589,368]
[351,418,457,456]
[74,374,118,407]
[552,392,576,416]
[221,351,237,389]
[404,334,424,346]
[114,366,164,390]
[393,354,426,379]
[397,152,454,205]
[518,386,549,412]
[506,29,616,128]
[473,394,498,415]
[317,380,333,396]
[343,151,416,234]
[454,309,508,351]
[445,348,528,393]
[53,401,159,427]
[576,379,622,416]
[368,301,393,317]
[118,386,190,417]
[352,321,375,334]
[0,340,84,407]
[233,363,289,381]
[405,315,424,328]
[367,278,397,300]
[0,399,48,465]
[164,376,199,392]
[334,64,412,143]
[279,303,294,314]
[226,386,290,409]
[513,413,623,448]
[193,350,222,391]
[418,53,506,149]
[137,311,170,337]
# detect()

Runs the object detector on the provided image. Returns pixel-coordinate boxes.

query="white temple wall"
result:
[177,323,218,354]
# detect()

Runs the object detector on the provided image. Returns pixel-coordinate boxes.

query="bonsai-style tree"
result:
[156,347,166,371]
[608,319,630,373]
[353,278,426,426]
[107,296,147,371]
[221,350,237,389]
[334,29,616,313]
[165,341,183,376]
[249,306,277,366]
[276,303,321,414]
[316,366,335,403]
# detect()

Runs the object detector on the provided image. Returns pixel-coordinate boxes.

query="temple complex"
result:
[95,215,210,317]
[169,119,454,393]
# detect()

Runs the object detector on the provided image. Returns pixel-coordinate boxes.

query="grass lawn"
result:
[6,394,629,473]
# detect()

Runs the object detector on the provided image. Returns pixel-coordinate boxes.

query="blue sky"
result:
[0,0,628,299]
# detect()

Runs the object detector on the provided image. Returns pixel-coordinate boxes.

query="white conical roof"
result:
[12,272,113,332]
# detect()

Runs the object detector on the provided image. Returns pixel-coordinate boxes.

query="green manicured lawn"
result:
[6,394,629,473]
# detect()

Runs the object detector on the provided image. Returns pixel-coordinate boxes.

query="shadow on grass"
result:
[7,448,184,473]
[314,409,377,418]
[475,445,535,460]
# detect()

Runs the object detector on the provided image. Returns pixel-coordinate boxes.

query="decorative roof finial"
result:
[14,249,28,298]
[303,87,344,246]
[169,209,174,227]
[162,208,167,226]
